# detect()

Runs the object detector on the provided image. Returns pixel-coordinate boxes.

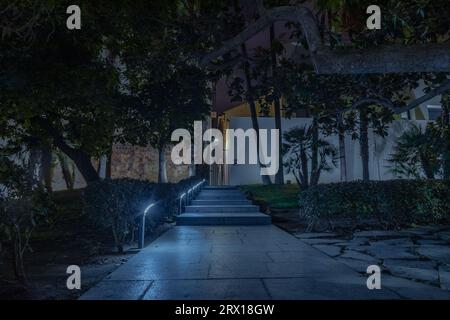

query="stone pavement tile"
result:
[382,275,450,299]
[403,228,433,236]
[80,280,152,300]
[340,250,380,263]
[416,239,448,245]
[335,257,373,273]
[312,245,342,257]
[438,266,450,290]
[263,275,400,300]
[301,238,343,245]
[267,250,326,263]
[210,243,282,253]
[369,238,414,247]
[129,251,204,265]
[265,258,352,277]
[295,232,338,239]
[416,245,450,264]
[353,230,409,239]
[413,225,450,233]
[208,261,271,278]
[157,228,212,240]
[437,231,450,242]
[383,259,438,282]
[347,238,370,245]
[212,226,241,234]
[342,245,372,253]
[367,245,418,260]
[106,261,210,281]
[204,251,273,263]
[238,227,294,240]
[143,279,270,300]
[189,238,244,246]
[241,235,298,245]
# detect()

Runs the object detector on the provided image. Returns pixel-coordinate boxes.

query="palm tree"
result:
[388,124,443,179]
[283,125,337,189]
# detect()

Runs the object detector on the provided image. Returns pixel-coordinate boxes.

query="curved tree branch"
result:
[200,6,322,69]
[394,79,450,114]
[323,79,450,118]
[201,5,450,74]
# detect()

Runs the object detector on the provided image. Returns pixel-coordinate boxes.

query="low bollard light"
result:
[139,202,155,249]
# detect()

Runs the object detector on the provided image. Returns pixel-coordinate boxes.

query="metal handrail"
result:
[137,178,206,249]
[179,179,206,212]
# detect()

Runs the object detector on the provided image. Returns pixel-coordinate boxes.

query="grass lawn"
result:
[240,184,300,209]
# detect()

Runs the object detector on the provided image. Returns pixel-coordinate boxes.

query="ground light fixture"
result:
[138,202,156,249]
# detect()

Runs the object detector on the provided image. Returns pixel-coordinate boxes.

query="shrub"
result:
[0,149,53,282]
[83,179,155,253]
[299,180,450,231]
[82,177,202,252]
[0,188,53,282]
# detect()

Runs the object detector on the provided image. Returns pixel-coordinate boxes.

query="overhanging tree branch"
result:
[394,79,450,114]
[321,79,450,118]
[201,5,450,74]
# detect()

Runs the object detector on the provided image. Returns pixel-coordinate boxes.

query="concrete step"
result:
[191,200,251,206]
[177,213,271,226]
[199,190,242,196]
[185,205,259,213]
[203,186,238,190]
[196,194,247,200]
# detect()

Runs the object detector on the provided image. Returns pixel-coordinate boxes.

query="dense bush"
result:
[82,177,202,252]
[299,180,450,230]
[0,187,53,282]
[1,148,54,282]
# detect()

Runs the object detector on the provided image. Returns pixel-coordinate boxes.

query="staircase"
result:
[177,186,271,226]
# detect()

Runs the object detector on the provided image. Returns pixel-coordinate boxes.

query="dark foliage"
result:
[82,177,201,252]
[299,180,450,230]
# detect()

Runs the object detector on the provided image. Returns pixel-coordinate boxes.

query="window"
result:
[427,105,442,121]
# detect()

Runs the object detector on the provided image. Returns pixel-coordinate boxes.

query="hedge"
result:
[82,177,202,252]
[299,180,450,230]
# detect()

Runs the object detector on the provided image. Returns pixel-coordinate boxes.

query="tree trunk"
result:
[158,146,168,183]
[41,145,53,192]
[57,151,74,190]
[337,115,347,182]
[270,24,284,185]
[441,94,450,179]
[300,146,309,188]
[35,117,99,183]
[338,133,347,182]
[70,152,99,184]
[27,147,42,188]
[106,153,112,179]
[111,224,124,254]
[12,229,27,283]
[241,42,272,185]
[55,146,98,184]
[359,108,370,181]
[310,118,320,186]
[97,155,108,179]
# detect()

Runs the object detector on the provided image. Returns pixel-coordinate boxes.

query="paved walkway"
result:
[81,225,450,299]
[81,187,450,300]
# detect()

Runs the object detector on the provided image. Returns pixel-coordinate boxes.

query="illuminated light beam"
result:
[144,202,155,215]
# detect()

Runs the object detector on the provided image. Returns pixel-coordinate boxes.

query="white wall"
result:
[226,117,429,185]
